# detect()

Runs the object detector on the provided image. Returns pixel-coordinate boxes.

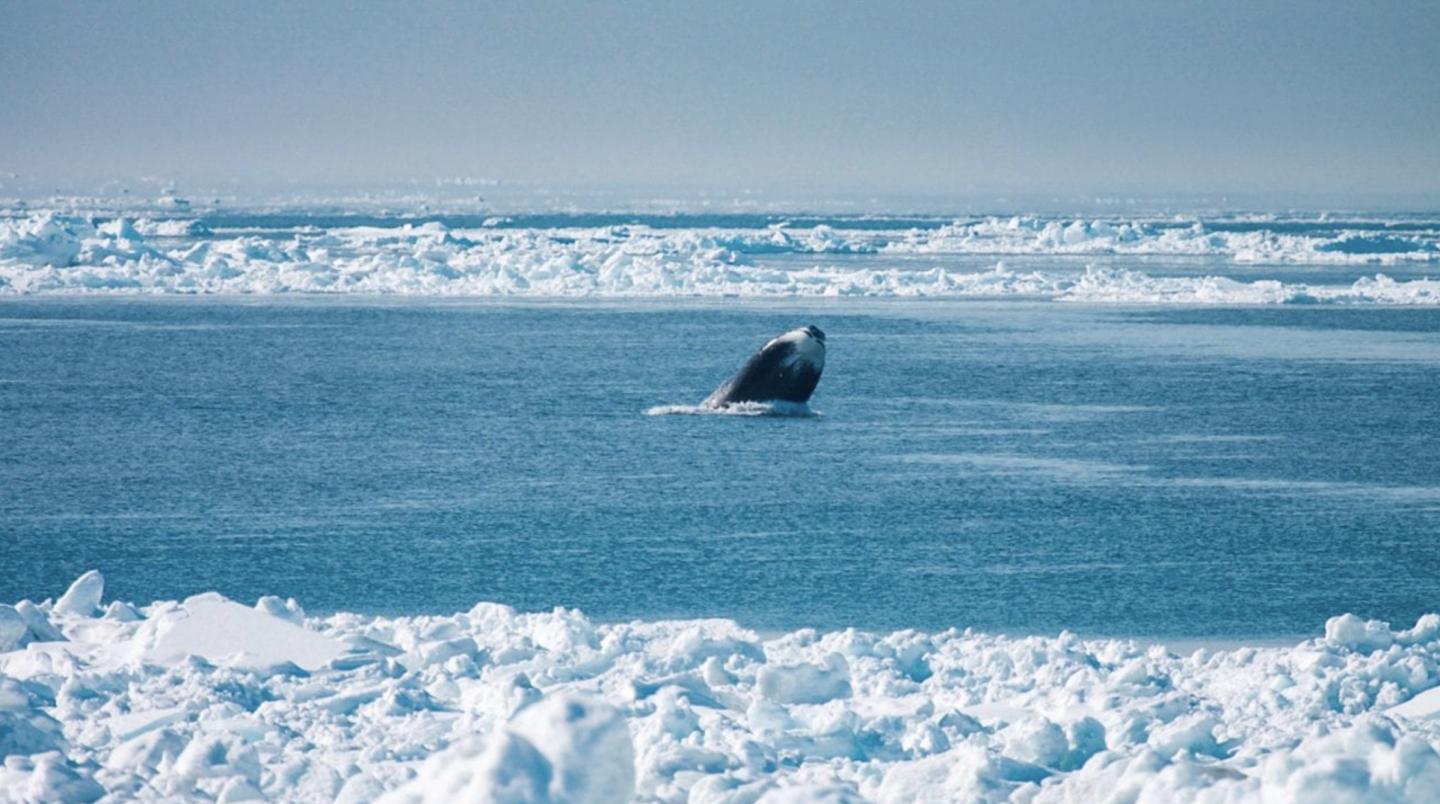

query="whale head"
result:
[765,325,826,369]
[705,324,828,407]
[768,324,825,347]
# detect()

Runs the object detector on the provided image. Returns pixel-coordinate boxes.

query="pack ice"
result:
[7,572,1440,802]
[2,211,1438,303]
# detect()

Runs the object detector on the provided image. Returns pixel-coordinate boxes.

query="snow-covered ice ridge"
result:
[8,574,1440,802]
[2,210,1439,302]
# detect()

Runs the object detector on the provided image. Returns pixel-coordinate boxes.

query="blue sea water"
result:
[3,296,1439,637]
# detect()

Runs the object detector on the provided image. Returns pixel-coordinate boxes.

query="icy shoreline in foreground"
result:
[5,573,1440,802]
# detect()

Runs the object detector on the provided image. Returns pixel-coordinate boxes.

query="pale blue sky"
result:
[2,0,1436,197]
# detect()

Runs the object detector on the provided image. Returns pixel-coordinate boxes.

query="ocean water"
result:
[3,295,1438,637]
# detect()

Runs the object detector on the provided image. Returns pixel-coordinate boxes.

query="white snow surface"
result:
[8,574,1440,801]
[2,212,1439,303]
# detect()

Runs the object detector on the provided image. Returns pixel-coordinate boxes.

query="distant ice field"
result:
[2,296,1438,638]
[2,208,1439,300]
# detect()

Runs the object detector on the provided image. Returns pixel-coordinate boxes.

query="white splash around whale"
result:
[645,401,818,417]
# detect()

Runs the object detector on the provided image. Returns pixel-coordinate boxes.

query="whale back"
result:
[705,326,826,406]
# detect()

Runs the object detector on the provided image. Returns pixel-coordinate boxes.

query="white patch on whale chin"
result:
[766,327,826,371]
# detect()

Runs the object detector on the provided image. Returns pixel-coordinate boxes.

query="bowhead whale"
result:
[704,325,826,407]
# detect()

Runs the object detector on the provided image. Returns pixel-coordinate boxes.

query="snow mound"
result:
[133,592,347,671]
[53,570,104,617]
[380,693,634,803]
[7,574,1440,801]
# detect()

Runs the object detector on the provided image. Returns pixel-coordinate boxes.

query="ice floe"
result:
[2,211,1438,302]
[8,572,1440,801]
[886,216,1440,265]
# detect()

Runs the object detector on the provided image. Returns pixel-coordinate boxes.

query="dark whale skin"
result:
[704,325,826,407]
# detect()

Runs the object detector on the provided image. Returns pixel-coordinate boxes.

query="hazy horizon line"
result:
[4,175,1440,215]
